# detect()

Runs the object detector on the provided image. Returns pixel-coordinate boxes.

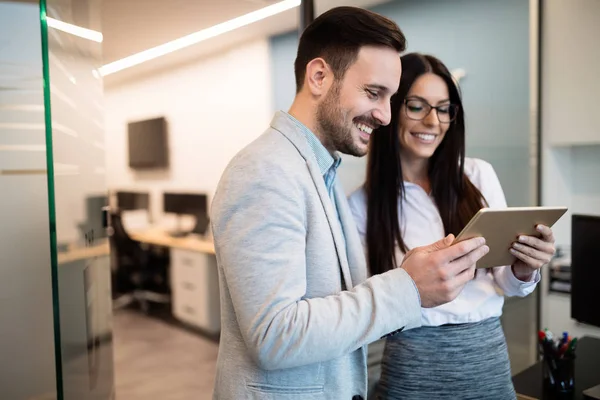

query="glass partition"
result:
[0,0,113,398]
[41,0,115,398]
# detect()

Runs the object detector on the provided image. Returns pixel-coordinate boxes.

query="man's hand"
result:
[401,235,489,308]
[510,224,555,281]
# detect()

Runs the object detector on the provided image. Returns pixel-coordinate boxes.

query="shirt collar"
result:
[282,111,341,176]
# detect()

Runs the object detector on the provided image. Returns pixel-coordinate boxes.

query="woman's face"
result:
[398,73,453,161]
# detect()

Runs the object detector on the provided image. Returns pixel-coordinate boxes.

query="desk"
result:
[57,241,110,264]
[56,240,113,374]
[56,228,214,263]
[513,336,600,399]
[130,228,215,254]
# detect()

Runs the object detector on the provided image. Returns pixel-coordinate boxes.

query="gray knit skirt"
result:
[375,317,516,400]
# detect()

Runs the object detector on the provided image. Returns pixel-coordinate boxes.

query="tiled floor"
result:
[113,310,218,400]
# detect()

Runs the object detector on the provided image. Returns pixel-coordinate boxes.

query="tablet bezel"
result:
[454,206,568,269]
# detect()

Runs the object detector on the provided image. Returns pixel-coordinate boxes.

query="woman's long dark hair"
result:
[365,53,487,276]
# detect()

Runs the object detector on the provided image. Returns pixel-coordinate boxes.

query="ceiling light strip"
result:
[46,17,103,43]
[99,0,301,76]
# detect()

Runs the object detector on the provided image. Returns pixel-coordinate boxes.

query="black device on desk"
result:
[571,214,600,329]
[79,194,108,240]
[116,190,150,211]
[163,192,208,237]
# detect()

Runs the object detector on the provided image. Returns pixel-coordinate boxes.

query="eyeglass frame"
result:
[402,97,459,123]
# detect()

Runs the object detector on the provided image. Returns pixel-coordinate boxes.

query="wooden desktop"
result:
[57,241,110,264]
[129,227,215,254]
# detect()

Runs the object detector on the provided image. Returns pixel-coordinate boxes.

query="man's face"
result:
[316,45,401,157]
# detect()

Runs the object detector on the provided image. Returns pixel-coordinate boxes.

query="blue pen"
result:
[561,331,569,347]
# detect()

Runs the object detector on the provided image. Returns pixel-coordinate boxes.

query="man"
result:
[210,6,488,399]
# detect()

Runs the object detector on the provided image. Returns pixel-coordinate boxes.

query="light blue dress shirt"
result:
[284,112,341,197]
[284,111,345,243]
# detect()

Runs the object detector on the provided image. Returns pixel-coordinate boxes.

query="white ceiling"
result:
[101,0,391,86]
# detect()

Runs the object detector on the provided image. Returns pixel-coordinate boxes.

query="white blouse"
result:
[348,157,540,326]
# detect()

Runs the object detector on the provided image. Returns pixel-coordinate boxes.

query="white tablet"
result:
[454,206,568,269]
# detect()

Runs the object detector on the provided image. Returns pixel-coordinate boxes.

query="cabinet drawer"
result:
[178,279,200,294]
[173,297,202,326]
[171,249,204,285]
[170,250,221,333]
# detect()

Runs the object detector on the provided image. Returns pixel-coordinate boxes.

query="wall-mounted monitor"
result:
[127,117,168,169]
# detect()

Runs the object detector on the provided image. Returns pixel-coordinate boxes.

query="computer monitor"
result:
[163,192,207,216]
[163,192,208,237]
[116,191,150,211]
[571,214,600,328]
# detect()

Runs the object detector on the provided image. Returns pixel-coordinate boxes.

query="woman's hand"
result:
[510,224,555,281]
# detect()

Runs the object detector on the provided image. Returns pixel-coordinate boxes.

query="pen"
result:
[560,331,569,347]
[566,337,578,357]
[559,342,569,357]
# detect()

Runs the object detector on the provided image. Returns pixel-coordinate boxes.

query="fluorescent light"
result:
[99,0,301,76]
[47,17,103,43]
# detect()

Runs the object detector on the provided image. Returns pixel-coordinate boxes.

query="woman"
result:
[348,53,555,399]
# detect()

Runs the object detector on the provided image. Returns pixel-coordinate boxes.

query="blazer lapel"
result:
[270,112,353,290]
[305,159,353,290]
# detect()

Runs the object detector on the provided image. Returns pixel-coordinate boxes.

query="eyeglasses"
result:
[403,98,459,123]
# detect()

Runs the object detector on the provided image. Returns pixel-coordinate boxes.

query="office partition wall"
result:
[0,0,114,399]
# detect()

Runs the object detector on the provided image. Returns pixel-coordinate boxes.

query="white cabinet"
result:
[170,248,220,334]
[543,0,600,146]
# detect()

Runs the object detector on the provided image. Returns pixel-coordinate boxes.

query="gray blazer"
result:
[210,111,421,399]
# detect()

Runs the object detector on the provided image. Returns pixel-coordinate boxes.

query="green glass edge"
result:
[39,1,64,398]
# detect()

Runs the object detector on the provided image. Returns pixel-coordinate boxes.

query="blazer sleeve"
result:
[211,157,421,371]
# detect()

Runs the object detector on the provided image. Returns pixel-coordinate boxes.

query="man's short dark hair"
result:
[294,6,407,93]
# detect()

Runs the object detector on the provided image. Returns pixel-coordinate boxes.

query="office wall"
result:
[104,39,273,222]
[540,0,600,338]
[270,0,532,204]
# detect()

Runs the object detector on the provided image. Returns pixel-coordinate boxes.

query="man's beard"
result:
[316,83,366,157]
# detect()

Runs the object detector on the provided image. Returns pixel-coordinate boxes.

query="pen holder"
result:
[543,354,575,395]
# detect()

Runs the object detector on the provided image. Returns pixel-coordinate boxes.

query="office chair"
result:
[109,211,170,313]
